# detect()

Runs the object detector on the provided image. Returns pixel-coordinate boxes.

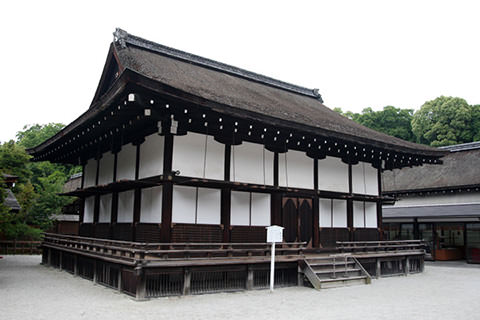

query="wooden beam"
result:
[161,133,174,242]
[313,158,319,247]
[132,143,141,241]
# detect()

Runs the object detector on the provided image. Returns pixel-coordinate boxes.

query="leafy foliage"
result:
[412,96,476,147]
[0,123,78,240]
[335,106,416,142]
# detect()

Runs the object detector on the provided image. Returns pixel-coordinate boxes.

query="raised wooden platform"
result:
[41,234,426,299]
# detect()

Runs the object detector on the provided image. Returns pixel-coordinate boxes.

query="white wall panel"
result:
[278,150,313,189]
[139,133,164,179]
[318,156,349,193]
[118,190,134,223]
[364,164,379,196]
[83,196,95,223]
[173,133,205,178]
[140,186,162,223]
[98,194,112,223]
[352,163,366,194]
[196,188,221,224]
[204,136,225,180]
[83,159,97,188]
[365,202,377,228]
[116,144,136,181]
[231,142,273,185]
[251,193,271,226]
[332,199,347,228]
[319,198,332,227]
[231,191,250,226]
[353,201,365,228]
[172,186,196,223]
[98,152,115,185]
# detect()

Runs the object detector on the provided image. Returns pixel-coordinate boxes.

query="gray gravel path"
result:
[1,255,479,320]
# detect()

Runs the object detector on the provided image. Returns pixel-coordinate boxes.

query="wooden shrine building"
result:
[28,29,445,297]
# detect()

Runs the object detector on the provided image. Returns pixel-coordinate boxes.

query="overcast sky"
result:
[1,0,479,143]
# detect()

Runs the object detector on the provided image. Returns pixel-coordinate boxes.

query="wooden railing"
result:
[42,233,306,266]
[0,240,42,255]
[336,240,426,254]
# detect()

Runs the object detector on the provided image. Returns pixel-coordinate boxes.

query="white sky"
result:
[1,0,479,143]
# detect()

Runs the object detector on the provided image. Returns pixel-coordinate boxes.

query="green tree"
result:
[334,106,415,142]
[16,123,65,149]
[412,96,474,147]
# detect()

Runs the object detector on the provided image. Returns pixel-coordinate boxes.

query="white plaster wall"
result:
[83,158,97,188]
[231,141,273,185]
[278,150,314,189]
[332,199,347,228]
[352,163,366,194]
[231,191,250,226]
[353,201,365,228]
[139,133,164,179]
[98,194,112,223]
[392,192,480,207]
[352,162,378,195]
[83,196,95,223]
[196,188,221,224]
[140,186,162,223]
[173,132,224,180]
[116,143,136,181]
[117,190,134,223]
[98,152,115,185]
[173,133,205,178]
[172,185,196,224]
[319,198,332,227]
[318,156,349,193]
[364,164,379,195]
[251,193,271,226]
[204,136,225,180]
[365,202,377,228]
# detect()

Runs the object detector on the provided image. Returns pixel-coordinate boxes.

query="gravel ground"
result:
[1,255,479,320]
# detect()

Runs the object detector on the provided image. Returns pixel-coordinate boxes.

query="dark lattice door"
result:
[282,198,298,242]
[299,198,313,244]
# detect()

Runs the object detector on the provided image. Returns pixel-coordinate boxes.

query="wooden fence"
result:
[0,240,42,255]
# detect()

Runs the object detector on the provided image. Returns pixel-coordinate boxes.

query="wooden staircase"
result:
[301,254,372,289]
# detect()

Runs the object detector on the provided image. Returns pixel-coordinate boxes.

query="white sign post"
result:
[266,225,284,292]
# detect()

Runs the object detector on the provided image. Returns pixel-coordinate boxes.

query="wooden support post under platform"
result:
[246,266,254,290]
[117,267,122,292]
[136,270,147,300]
[59,251,63,271]
[73,254,78,276]
[183,268,191,295]
[376,259,381,279]
[47,247,52,267]
[405,257,410,276]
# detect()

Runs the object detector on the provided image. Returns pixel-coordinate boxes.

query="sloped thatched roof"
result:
[383,142,480,193]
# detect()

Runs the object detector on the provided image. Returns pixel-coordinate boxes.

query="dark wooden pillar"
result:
[347,164,354,241]
[271,152,282,226]
[312,158,319,247]
[110,152,119,239]
[132,143,142,241]
[377,167,383,240]
[161,133,174,243]
[93,158,100,234]
[221,144,231,242]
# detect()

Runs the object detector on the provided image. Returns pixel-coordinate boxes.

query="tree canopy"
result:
[0,123,78,240]
[335,96,480,147]
[335,106,415,142]
[412,96,479,147]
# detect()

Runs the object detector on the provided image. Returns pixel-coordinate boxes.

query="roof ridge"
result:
[438,141,480,152]
[113,28,323,102]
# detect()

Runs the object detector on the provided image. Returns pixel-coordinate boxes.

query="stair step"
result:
[314,267,361,274]
[308,261,355,267]
[319,275,367,283]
